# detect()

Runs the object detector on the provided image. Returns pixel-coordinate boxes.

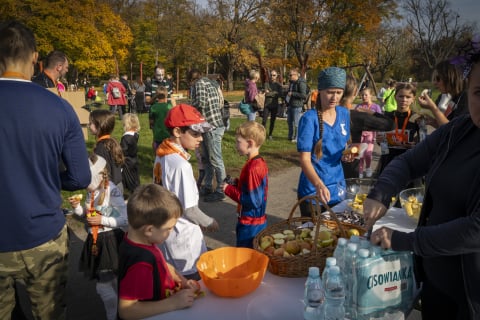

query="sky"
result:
[196,0,478,29]
[451,0,479,28]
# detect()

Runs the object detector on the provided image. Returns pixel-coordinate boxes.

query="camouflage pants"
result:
[0,224,69,320]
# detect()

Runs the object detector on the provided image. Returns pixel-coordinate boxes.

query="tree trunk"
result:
[227,68,234,92]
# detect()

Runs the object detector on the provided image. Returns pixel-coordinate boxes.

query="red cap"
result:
[164,104,213,132]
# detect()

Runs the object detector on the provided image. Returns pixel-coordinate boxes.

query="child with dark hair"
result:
[121,113,141,195]
[153,104,219,280]
[89,109,125,193]
[149,86,175,152]
[68,153,127,320]
[118,184,200,319]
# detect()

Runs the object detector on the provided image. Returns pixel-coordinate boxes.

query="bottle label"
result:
[307,288,323,307]
[354,251,415,315]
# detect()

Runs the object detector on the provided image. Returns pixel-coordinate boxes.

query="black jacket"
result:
[350,110,394,143]
[368,115,480,319]
[287,78,307,108]
[32,72,55,88]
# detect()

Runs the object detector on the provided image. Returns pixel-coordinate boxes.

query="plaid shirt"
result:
[190,77,224,128]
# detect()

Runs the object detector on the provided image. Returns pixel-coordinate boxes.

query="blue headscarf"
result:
[317,67,346,90]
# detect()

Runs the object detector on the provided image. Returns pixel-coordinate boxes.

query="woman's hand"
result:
[370,227,394,249]
[363,198,388,230]
[315,182,331,205]
[418,93,436,111]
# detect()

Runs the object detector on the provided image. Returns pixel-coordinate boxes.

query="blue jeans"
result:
[287,106,301,140]
[247,111,256,121]
[201,127,226,193]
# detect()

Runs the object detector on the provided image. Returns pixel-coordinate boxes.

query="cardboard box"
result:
[48,89,90,140]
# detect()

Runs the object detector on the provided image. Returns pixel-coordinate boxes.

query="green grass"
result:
[61,92,298,207]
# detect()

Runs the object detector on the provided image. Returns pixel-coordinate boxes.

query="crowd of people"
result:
[2,18,480,320]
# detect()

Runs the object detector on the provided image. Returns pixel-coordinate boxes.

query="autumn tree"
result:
[402,0,473,71]
[204,0,267,91]
[0,0,133,80]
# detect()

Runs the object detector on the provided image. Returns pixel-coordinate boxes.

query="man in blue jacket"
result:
[0,21,91,319]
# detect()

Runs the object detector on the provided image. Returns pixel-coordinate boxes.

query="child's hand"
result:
[185,279,201,292]
[170,288,196,309]
[186,279,206,299]
[68,198,80,208]
[68,194,83,208]
[86,214,102,226]
[206,219,219,232]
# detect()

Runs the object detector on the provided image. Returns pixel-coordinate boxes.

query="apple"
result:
[298,240,311,251]
[348,229,360,237]
[273,247,284,256]
[260,235,274,249]
[317,230,332,241]
[273,239,285,247]
[285,240,301,255]
[264,246,275,255]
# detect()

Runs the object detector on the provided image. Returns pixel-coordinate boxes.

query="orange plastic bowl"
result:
[196,247,269,298]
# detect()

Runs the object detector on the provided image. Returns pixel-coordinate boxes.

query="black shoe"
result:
[199,187,213,196]
[204,191,225,202]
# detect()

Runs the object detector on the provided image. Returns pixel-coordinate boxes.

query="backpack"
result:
[112,86,121,98]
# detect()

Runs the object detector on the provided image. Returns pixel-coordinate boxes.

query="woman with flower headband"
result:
[363,35,480,319]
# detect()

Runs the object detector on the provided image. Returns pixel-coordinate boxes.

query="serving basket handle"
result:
[288,195,348,241]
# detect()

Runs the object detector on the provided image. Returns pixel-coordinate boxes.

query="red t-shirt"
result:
[119,237,176,300]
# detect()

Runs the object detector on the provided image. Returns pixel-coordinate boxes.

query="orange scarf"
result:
[394,110,411,142]
[97,134,111,142]
[154,140,190,185]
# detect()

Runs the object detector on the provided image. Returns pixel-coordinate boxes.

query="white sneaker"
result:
[365,168,373,178]
[359,173,364,178]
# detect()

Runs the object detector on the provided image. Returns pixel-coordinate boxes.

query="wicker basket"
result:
[253,195,366,278]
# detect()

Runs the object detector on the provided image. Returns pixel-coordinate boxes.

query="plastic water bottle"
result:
[380,135,390,155]
[354,249,370,320]
[419,116,427,141]
[349,235,360,245]
[304,266,325,320]
[333,238,347,272]
[324,266,345,320]
[359,238,371,250]
[344,243,358,319]
[370,245,383,258]
[322,257,337,289]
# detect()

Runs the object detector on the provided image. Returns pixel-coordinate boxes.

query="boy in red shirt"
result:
[118,184,201,319]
